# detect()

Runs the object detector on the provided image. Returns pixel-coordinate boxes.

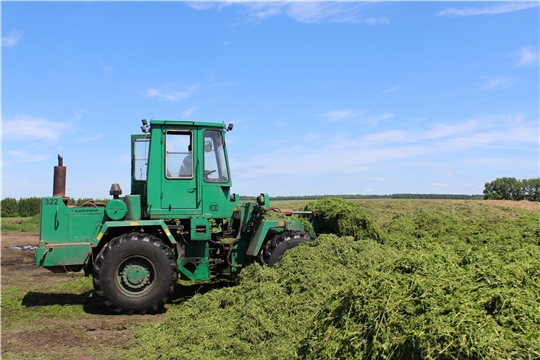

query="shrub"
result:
[1,198,18,217]
[17,197,41,217]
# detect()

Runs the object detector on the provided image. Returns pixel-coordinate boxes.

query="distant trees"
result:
[0,197,41,217]
[0,198,19,217]
[0,197,111,217]
[255,194,484,201]
[17,197,42,217]
[484,177,540,201]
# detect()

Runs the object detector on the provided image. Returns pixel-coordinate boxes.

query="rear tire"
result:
[259,231,313,267]
[93,233,177,314]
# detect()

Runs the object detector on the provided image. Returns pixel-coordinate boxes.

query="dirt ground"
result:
[0,232,165,360]
[1,200,538,359]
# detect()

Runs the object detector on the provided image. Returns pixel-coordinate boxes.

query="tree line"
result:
[0,197,110,217]
[2,180,537,218]
[242,194,484,201]
[483,177,540,201]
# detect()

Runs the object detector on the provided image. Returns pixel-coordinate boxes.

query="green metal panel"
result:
[125,195,142,220]
[190,216,210,240]
[67,214,103,242]
[39,197,105,246]
[98,220,177,245]
[146,124,204,218]
[36,244,91,267]
[105,199,127,221]
[201,185,238,219]
[246,219,286,256]
[245,218,310,257]
[161,129,198,210]
[178,241,210,281]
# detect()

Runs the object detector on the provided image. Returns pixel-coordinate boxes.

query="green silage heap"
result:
[305,198,385,243]
[129,201,540,360]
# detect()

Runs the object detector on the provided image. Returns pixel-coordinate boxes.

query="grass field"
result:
[1,199,539,359]
[1,216,40,233]
[127,199,539,360]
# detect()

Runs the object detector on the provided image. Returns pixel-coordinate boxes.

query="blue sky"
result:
[2,1,539,199]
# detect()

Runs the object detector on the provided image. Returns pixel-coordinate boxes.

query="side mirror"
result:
[204,141,213,152]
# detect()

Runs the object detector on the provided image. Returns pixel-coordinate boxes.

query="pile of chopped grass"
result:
[305,198,385,243]
[127,201,540,360]
[129,235,390,360]
[298,241,540,359]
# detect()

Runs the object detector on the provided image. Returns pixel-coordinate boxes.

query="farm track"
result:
[1,232,166,360]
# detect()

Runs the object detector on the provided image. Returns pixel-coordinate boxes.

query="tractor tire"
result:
[259,231,313,267]
[93,233,177,314]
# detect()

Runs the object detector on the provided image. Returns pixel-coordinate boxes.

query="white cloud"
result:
[2,115,75,141]
[2,30,23,47]
[186,2,232,11]
[73,133,103,143]
[364,112,394,125]
[142,85,197,101]
[321,109,393,125]
[516,46,539,67]
[241,2,283,20]
[7,151,49,163]
[95,55,115,73]
[231,112,538,195]
[478,76,518,91]
[189,2,388,25]
[285,2,388,24]
[422,121,479,140]
[379,85,402,95]
[180,107,197,119]
[322,109,365,122]
[363,130,408,143]
[436,2,539,17]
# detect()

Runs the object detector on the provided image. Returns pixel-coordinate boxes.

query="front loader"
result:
[36,120,316,314]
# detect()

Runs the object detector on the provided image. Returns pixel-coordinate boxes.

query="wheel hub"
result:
[121,263,151,290]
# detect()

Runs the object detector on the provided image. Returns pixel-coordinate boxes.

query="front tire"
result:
[259,231,313,267]
[93,233,177,314]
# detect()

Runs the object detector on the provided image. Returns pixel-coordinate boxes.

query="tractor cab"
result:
[130,120,238,221]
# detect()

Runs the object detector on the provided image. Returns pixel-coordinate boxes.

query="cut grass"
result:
[127,200,540,360]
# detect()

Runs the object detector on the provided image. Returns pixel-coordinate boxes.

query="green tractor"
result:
[36,120,316,314]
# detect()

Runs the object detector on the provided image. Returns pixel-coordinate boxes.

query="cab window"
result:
[203,130,229,183]
[165,131,192,178]
[134,138,149,181]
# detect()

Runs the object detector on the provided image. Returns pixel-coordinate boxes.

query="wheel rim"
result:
[115,255,156,297]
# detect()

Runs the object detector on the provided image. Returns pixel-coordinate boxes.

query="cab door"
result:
[160,130,199,211]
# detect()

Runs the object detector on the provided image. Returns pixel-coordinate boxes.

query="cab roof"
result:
[150,120,226,129]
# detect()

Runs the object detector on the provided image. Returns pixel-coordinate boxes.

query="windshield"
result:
[203,130,229,183]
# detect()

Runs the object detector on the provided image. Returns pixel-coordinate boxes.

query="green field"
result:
[127,199,539,360]
[1,216,39,232]
[1,199,539,359]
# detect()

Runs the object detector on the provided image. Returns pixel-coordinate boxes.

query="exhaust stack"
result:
[53,155,66,197]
